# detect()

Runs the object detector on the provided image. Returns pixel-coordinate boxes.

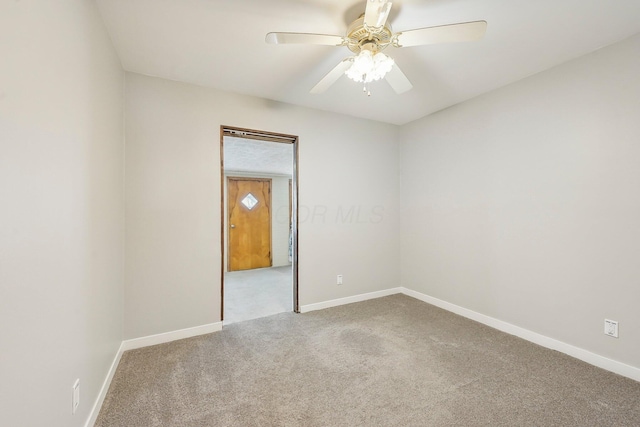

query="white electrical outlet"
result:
[72,379,80,415]
[604,319,619,338]
[337,275,343,285]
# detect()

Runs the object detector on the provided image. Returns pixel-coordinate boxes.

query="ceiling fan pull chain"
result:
[363,73,371,96]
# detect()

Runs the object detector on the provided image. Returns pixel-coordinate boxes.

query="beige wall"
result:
[125,72,400,339]
[0,1,125,426]
[271,175,292,267]
[400,34,640,369]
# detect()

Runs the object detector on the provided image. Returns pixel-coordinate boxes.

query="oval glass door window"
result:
[241,193,258,210]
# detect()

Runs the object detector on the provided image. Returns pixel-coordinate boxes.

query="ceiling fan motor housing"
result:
[346,16,393,53]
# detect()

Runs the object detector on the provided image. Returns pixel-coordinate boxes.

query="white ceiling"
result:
[224,137,293,176]
[96,0,640,125]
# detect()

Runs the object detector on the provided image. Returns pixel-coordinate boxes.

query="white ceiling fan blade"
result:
[395,21,487,47]
[266,32,345,46]
[385,63,412,94]
[364,0,393,29]
[310,59,353,94]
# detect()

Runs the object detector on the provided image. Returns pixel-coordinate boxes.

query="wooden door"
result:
[228,178,272,271]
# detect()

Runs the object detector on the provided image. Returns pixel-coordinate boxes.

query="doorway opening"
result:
[220,126,299,324]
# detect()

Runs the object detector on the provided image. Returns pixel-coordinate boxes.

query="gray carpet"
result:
[95,295,640,426]
[224,266,293,324]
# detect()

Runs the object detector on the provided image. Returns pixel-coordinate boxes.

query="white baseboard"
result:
[300,287,403,313]
[85,322,223,426]
[84,342,124,427]
[122,322,223,351]
[400,287,640,382]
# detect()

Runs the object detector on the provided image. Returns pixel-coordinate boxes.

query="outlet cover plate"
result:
[604,319,619,338]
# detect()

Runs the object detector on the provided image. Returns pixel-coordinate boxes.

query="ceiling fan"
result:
[266,0,487,96]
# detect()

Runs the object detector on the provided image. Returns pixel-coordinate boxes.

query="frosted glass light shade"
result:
[345,50,394,83]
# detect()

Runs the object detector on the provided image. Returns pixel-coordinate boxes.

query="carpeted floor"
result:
[95,294,640,426]
[224,265,293,324]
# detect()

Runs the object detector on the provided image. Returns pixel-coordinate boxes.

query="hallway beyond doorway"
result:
[223,266,293,324]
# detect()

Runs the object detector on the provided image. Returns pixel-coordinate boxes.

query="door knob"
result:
[230,224,236,228]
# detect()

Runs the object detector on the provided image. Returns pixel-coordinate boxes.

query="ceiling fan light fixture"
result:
[345,50,394,84]
[266,0,486,95]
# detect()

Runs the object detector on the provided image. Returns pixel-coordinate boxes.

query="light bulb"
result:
[345,50,394,84]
